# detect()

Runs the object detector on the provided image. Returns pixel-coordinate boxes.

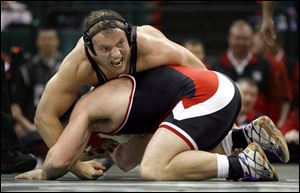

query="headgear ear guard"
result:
[83,15,132,56]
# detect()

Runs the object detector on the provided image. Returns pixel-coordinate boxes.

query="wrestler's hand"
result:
[71,160,106,180]
[15,169,43,180]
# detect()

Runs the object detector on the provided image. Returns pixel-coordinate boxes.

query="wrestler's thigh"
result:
[141,128,190,169]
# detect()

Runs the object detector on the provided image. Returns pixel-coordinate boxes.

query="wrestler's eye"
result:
[99,46,110,52]
[117,40,124,47]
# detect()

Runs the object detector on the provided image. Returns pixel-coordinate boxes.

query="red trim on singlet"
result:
[160,123,195,150]
[168,65,219,109]
[108,75,136,135]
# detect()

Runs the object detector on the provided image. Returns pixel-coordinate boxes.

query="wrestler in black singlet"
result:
[85,26,241,151]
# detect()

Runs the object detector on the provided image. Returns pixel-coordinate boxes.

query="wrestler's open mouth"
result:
[111,57,123,67]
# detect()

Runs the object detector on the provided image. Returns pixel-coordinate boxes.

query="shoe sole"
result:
[248,143,279,181]
[254,116,290,163]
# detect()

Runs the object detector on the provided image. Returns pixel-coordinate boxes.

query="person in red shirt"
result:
[236,78,262,127]
[211,20,272,115]
[254,31,299,162]
[282,62,299,145]
[254,32,293,129]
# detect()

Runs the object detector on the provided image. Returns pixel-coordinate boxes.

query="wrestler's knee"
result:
[139,159,168,181]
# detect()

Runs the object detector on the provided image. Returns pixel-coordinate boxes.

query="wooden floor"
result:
[1,163,299,192]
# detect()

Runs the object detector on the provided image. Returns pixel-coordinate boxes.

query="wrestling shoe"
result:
[1,150,37,174]
[242,116,290,163]
[238,143,278,181]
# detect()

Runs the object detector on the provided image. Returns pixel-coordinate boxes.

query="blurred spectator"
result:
[11,103,36,137]
[183,39,210,69]
[281,60,299,147]
[260,1,277,46]
[257,1,298,62]
[236,78,261,127]
[236,73,298,163]
[254,32,293,129]
[13,27,63,122]
[251,0,299,163]
[1,1,32,31]
[282,110,299,145]
[1,55,37,173]
[10,102,47,165]
[210,19,272,115]
[11,27,63,161]
[275,61,298,163]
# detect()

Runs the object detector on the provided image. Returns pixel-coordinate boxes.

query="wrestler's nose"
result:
[111,47,121,58]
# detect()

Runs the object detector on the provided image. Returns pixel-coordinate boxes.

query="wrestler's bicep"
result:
[37,74,78,119]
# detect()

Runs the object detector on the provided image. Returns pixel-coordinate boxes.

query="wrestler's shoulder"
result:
[137,25,165,39]
[64,37,86,64]
[137,25,158,32]
[59,37,92,75]
[73,37,85,54]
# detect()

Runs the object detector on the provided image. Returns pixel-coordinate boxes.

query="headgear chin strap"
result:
[83,15,132,56]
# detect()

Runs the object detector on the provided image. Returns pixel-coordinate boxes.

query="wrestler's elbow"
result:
[34,113,44,130]
[44,148,70,173]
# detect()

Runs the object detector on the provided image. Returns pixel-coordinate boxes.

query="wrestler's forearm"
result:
[41,114,93,180]
[39,141,71,180]
[35,115,64,148]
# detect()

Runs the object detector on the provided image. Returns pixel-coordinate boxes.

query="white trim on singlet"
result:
[172,72,235,121]
[110,74,136,134]
[160,122,198,150]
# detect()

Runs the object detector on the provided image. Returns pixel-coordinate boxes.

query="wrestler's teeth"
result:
[111,58,122,66]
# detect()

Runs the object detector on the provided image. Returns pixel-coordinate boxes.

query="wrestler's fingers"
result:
[90,170,104,180]
[91,160,106,170]
[15,173,26,179]
[15,169,42,180]
[90,164,104,180]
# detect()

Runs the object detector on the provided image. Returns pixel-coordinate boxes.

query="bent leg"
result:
[111,134,152,172]
[140,128,221,181]
[140,127,278,181]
